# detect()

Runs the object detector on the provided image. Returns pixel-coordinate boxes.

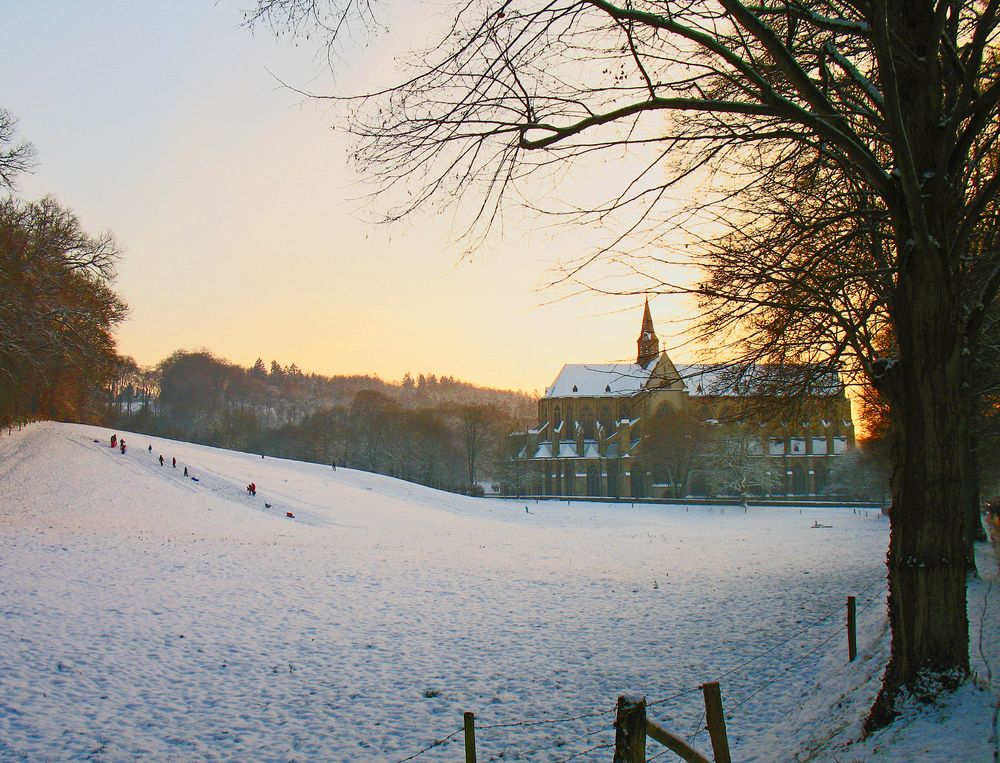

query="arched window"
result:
[791,464,807,495]
[814,463,827,494]
[554,405,562,427]
[601,404,613,433]
[607,462,619,498]
[587,465,601,496]
[631,461,645,498]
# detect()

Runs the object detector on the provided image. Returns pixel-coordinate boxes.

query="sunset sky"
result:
[2,0,697,393]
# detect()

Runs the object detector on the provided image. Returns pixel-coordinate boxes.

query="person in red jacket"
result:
[110,434,117,448]
[119,439,126,454]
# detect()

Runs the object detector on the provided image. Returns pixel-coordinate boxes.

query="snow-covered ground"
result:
[0,422,995,762]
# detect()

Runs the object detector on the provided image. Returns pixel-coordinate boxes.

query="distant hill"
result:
[104,350,537,493]
[108,351,535,425]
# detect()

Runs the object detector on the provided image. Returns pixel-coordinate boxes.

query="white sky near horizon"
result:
[1,0,700,393]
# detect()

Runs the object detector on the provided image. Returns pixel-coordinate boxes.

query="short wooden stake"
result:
[702,681,731,763]
[847,595,858,662]
[613,695,647,763]
[464,711,477,763]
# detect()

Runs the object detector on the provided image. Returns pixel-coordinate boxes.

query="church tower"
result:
[636,298,659,366]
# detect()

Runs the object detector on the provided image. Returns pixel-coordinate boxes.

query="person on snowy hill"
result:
[120,440,126,454]
[172,457,176,468]
[148,444,152,453]
[183,466,188,477]
[251,482,256,496]
[110,434,117,448]
[158,455,164,466]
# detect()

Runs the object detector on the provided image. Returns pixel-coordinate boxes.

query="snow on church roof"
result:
[543,359,844,399]
[675,364,728,397]
[675,364,844,397]
[544,362,653,398]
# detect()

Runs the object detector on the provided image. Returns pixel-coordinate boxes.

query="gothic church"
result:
[512,302,855,498]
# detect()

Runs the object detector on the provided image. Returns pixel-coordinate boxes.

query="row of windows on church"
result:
[539,461,638,498]
[547,404,849,437]
[550,403,632,439]
[535,460,828,497]
[550,403,632,425]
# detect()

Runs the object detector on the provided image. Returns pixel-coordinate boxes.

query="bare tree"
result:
[828,443,891,502]
[0,110,34,191]
[454,402,503,492]
[247,0,1000,725]
[702,429,782,509]
[643,404,710,498]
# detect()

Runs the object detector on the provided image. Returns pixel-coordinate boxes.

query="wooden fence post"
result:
[463,711,477,763]
[847,595,857,662]
[613,695,647,763]
[702,681,731,763]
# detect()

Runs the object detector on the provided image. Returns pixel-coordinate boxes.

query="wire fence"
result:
[396,728,465,762]
[723,576,887,717]
[392,575,888,762]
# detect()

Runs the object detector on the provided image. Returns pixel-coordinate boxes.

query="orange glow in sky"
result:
[2,1,698,393]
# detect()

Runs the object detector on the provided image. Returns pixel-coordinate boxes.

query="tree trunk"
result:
[867,264,971,729]
[966,426,986,568]
[969,501,987,547]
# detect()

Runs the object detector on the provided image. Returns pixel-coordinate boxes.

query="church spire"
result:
[636,297,659,366]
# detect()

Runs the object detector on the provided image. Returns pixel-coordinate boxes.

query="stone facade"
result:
[509,302,855,498]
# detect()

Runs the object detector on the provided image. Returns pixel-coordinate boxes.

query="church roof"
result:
[675,364,729,397]
[675,364,844,397]
[542,361,844,399]
[544,361,655,398]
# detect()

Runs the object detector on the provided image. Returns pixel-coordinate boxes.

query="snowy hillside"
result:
[0,422,995,761]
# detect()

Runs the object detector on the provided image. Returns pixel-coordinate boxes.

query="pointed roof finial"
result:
[637,296,659,366]
[641,296,654,331]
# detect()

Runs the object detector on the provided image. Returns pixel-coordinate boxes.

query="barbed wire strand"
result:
[476,705,615,731]
[480,718,611,747]
[680,578,887,753]
[714,575,885,684]
[395,728,464,763]
[503,720,616,761]
[554,740,615,762]
[688,708,708,743]
[647,685,704,707]
[726,617,846,716]
[402,576,887,761]
[861,584,888,609]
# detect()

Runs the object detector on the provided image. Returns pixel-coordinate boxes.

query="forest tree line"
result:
[106,350,536,493]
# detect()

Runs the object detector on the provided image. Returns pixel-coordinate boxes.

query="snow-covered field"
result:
[0,422,995,762]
